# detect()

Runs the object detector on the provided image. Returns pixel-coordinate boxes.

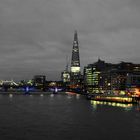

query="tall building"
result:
[70,31,81,86]
[84,59,114,93]
[84,60,140,95]
[61,63,70,83]
[33,75,46,91]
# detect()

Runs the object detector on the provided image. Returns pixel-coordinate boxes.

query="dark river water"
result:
[0,92,140,140]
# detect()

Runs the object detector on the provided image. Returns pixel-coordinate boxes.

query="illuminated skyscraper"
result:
[61,62,70,83]
[70,30,81,85]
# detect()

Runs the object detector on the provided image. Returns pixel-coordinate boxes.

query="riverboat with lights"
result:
[87,94,138,104]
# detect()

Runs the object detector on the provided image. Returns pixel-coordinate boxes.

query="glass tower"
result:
[70,30,81,85]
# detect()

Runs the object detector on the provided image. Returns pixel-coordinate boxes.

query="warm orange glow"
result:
[69,84,80,89]
[65,92,77,95]
[90,95,137,103]
[134,88,140,96]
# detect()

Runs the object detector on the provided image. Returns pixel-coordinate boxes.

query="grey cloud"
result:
[0,0,140,80]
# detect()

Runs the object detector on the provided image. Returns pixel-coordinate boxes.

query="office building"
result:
[70,31,81,86]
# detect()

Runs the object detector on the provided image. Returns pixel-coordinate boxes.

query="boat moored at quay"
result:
[86,93,139,104]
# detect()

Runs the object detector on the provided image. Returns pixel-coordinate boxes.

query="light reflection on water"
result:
[0,93,140,140]
[90,100,138,111]
[50,94,54,97]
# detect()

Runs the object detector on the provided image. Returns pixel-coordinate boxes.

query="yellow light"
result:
[120,91,126,95]
[90,100,133,109]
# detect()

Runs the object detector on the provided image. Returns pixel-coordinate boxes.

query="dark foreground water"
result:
[0,93,140,140]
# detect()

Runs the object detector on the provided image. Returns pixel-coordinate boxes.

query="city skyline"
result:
[0,0,140,81]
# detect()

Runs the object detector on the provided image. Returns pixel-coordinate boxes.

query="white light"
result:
[71,67,80,73]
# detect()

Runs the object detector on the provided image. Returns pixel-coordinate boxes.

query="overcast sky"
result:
[0,0,140,81]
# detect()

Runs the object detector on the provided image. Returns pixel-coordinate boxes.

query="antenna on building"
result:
[66,55,69,71]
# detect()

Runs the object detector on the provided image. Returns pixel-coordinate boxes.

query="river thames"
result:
[0,92,140,140]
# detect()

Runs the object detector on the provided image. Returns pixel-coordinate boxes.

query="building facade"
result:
[61,70,70,83]
[84,59,113,93]
[84,60,140,95]
[70,31,81,87]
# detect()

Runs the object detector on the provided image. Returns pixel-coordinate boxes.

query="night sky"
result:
[0,0,140,81]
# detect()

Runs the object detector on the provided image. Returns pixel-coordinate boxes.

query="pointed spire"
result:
[70,30,81,85]
[74,30,78,42]
[71,30,80,68]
